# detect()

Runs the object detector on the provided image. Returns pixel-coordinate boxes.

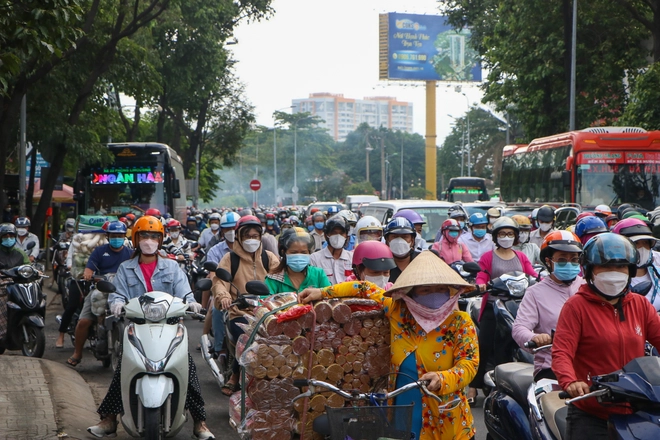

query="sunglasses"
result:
[139,232,162,240]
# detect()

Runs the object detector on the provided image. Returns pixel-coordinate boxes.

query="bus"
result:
[74,142,187,221]
[444,177,489,202]
[500,127,660,211]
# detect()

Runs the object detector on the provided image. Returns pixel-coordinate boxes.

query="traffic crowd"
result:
[1,201,660,439]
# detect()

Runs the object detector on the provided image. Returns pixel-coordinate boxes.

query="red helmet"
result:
[125,213,136,220]
[145,208,161,217]
[441,219,461,232]
[266,212,276,219]
[235,215,262,234]
[575,212,595,222]
[352,241,396,271]
[119,217,127,224]
[167,219,181,229]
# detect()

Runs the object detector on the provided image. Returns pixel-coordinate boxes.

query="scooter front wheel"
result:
[144,407,164,440]
[22,325,45,358]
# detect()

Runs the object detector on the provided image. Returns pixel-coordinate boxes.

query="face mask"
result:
[637,247,651,267]
[109,238,124,249]
[1,237,15,248]
[498,237,515,249]
[210,223,220,231]
[365,274,389,289]
[539,222,553,232]
[328,234,346,249]
[592,271,630,298]
[459,221,465,229]
[139,239,159,255]
[473,229,487,239]
[242,239,261,253]
[519,232,530,243]
[16,228,28,237]
[448,231,460,238]
[410,291,451,309]
[224,230,236,243]
[286,254,310,272]
[314,222,325,230]
[553,262,581,282]
[489,218,498,225]
[66,227,74,232]
[307,225,315,232]
[349,227,356,236]
[267,220,274,226]
[389,237,411,257]
[170,231,180,239]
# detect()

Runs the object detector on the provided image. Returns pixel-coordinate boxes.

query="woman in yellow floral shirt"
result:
[300,251,479,440]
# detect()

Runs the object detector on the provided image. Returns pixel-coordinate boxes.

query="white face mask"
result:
[170,231,180,239]
[539,222,553,232]
[210,223,220,231]
[637,247,651,267]
[592,271,630,298]
[365,274,389,289]
[224,230,236,243]
[16,228,28,237]
[139,239,159,255]
[242,239,261,253]
[389,237,411,257]
[519,232,530,244]
[328,234,346,249]
[498,237,515,249]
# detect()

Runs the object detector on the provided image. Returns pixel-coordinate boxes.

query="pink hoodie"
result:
[431,234,473,265]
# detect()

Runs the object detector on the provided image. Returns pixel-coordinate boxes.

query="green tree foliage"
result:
[620,63,660,130]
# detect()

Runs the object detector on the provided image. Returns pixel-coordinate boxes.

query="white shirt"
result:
[631,251,660,311]
[16,232,39,259]
[309,246,353,285]
[513,242,541,265]
[199,227,220,248]
[458,233,493,263]
[529,228,555,249]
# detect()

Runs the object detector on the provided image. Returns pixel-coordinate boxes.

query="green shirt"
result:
[265,265,331,294]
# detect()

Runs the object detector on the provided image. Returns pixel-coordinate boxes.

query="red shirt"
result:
[139,260,158,292]
[552,283,660,419]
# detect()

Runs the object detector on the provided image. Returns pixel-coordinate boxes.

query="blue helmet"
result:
[469,212,488,226]
[327,206,339,215]
[581,233,638,278]
[575,216,608,239]
[383,217,415,237]
[106,221,127,234]
[221,212,240,228]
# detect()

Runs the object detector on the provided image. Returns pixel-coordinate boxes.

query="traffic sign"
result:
[249,179,261,191]
[292,186,299,194]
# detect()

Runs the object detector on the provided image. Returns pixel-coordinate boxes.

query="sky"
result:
[230,0,484,144]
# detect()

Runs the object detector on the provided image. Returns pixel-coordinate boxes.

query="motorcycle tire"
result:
[111,322,124,372]
[22,326,46,358]
[144,407,164,440]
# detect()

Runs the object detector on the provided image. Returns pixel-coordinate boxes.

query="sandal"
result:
[221,379,239,396]
[66,356,81,368]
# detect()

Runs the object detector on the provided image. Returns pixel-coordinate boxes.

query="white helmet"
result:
[337,209,358,225]
[355,216,383,245]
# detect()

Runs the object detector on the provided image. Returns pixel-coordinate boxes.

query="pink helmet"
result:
[611,218,656,243]
[352,241,396,271]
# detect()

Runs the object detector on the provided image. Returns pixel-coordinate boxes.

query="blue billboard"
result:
[379,13,481,82]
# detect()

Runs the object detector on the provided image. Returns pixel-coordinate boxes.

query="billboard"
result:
[379,13,481,82]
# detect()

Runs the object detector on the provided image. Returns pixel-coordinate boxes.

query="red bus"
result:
[501,127,660,210]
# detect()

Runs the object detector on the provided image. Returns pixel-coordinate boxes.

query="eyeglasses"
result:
[552,258,580,267]
[139,232,162,240]
[497,232,515,238]
[242,233,261,240]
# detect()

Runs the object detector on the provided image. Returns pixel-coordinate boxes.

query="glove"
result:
[188,302,202,314]
[110,301,125,318]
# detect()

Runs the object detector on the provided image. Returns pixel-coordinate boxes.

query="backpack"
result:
[229,249,270,280]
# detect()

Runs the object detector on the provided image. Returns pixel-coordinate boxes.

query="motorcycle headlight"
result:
[17,265,35,278]
[505,278,529,298]
[142,301,169,322]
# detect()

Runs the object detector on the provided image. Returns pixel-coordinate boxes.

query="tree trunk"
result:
[31,143,66,245]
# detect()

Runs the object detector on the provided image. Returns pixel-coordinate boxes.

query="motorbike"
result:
[452,261,482,322]
[0,263,48,357]
[51,239,71,302]
[94,279,206,438]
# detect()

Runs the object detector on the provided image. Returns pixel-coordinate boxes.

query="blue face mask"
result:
[473,229,487,238]
[459,221,465,229]
[109,238,124,249]
[448,231,460,238]
[410,291,451,309]
[553,262,581,282]
[1,237,16,248]
[267,220,274,226]
[286,254,310,272]
[307,225,314,232]
[314,222,325,230]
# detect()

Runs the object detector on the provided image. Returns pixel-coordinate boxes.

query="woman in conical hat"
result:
[300,251,478,440]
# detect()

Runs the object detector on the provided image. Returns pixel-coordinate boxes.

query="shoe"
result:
[193,421,215,439]
[87,417,117,438]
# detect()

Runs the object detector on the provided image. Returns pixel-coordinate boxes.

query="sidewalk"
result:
[0,356,98,439]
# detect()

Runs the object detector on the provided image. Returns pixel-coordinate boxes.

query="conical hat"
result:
[385,250,475,297]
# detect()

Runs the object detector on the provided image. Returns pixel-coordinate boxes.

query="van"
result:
[345,195,379,212]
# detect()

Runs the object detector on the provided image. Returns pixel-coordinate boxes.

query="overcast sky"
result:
[230,0,484,144]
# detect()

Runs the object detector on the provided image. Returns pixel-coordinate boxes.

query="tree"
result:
[619,63,660,130]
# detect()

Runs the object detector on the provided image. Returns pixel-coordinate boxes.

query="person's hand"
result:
[177,255,185,261]
[188,302,202,313]
[110,301,125,318]
[299,288,322,304]
[83,268,93,281]
[566,381,590,398]
[477,284,486,293]
[531,333,552,346]
[220,297,232,310]
[419,371,443,392]
[29,256,35,263]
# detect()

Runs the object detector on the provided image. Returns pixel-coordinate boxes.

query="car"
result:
[462,201,507,217]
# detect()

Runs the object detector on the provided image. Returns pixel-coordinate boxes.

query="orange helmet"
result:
[539,230,582,268]
[511,215,532,230]
[132,215,164,248]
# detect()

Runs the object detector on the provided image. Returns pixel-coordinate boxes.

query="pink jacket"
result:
[431,237,473,265]
[512,276,584,375]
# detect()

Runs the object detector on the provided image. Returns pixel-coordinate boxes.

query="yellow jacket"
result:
[321,281,478,440]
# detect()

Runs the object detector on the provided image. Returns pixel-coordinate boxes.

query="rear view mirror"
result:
[195,278,212,291]
[631,281,652,296]
[215,268,233,282]
[462,262,482,275]
[203,261,218,272]
[173,179,181,199]
[26,241,36,250]
[562,170,571,188]
[96,280,116,293]
[246,281,270,297]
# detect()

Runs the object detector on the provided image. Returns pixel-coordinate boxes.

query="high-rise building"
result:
[292,93,413,141]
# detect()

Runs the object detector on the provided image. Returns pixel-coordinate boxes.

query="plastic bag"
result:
[276,304,312,323]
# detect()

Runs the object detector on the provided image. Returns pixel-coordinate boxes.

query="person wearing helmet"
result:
[393,209,429,251]
[124,213,136,239]
[57,218,77,242]
[199,212,222,251]
[309,215,353,285]
[459,212,493,263]
[574,216,608,246]
[431,219,473,265]
[310,212,327,252]
[212,215,280,396]
[383,218,419,283]
[530,208,540,230]
[304,215,314,233]
[89,215,211,439]
[593,204,612,219]
[144,207,161,220]
[337,210,358,251]
[355,216,383,245]
[276,218,293,240]
[14,217,39,262]
[512,231,583,382]
[64,221,132,363]
[265,227,330,294]
[486,207,502,232]
[207,211,241,265]
[289,215,301,227]
[511,215,541,264]
[552,233,660,439]
[613,218,660,311]
[184,216,200,240]
[264,212,279,236]
[529,205,556,248]
[162,219,192,262]
[348,241,396,289]
[0,223,29,270]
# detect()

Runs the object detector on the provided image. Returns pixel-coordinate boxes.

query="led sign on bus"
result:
[92,167,164,185]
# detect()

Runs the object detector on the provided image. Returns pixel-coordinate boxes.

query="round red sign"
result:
[249,179,261,191]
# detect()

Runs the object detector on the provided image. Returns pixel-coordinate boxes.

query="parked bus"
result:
[74,142,187,221]
[501,127,660,211]
[444,177,489,202]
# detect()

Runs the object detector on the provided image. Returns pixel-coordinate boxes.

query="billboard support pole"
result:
[425,81,437,200]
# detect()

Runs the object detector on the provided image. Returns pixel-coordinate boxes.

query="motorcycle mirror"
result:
[215,267,233,282]
[246,280,270,297]
[195,278,212,291]
[189,241,199,248]
[462,262,482,275]
[26,241,36,250]
[96,280,116,293]
[241,295,261,308]
[631,281,652,296]
[192,230,201,238]
[203,261,218,272]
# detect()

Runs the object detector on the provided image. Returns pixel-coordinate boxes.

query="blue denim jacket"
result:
[109,256,194,305]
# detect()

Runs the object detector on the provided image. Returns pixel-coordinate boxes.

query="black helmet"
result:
[581,233,638,283]
[536,206,555,223]
[324,215,349,236]
[616,203,634,220]
[0,223,17,237]
[14,217,31,228]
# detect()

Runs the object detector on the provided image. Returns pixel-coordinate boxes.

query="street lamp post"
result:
[400,133,404,200]
[292,115,312,206]
[448,114,465,176]
[461,93,471,177]
[272,106,293,206]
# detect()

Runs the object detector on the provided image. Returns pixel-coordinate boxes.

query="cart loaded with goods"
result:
[229,291,391,440]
